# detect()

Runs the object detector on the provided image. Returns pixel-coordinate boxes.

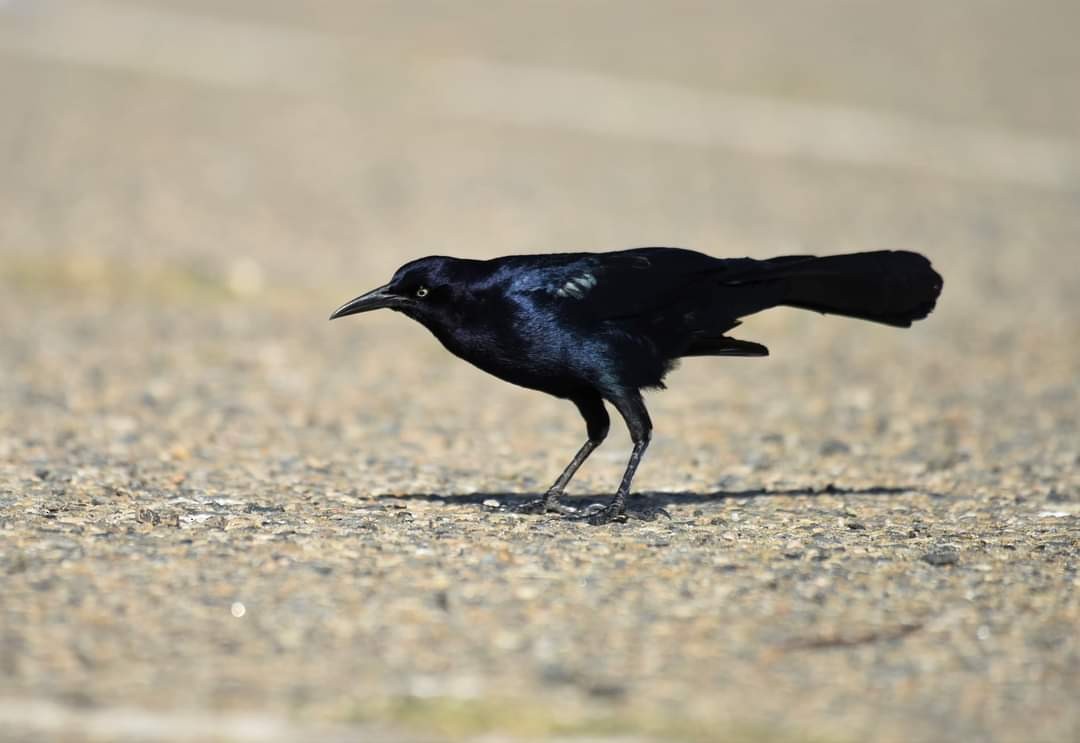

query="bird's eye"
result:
[415,286,429,298]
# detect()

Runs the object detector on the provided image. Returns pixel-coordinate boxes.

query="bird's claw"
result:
[567,500,671,524]
[512,494,578,516]
[570,502,628,525]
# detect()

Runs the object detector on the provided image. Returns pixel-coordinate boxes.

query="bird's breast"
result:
[421,294,673,396]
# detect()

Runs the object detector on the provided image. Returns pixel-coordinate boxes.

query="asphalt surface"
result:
[1,2,1078,741]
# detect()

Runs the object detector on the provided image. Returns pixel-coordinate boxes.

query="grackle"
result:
[331,248,942,524]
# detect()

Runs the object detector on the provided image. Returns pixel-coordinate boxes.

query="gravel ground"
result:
[2,2,1079,741]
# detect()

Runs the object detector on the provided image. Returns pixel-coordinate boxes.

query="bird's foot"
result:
[569,497,671,525]
[512,491,577,516]
[571,501,628,525]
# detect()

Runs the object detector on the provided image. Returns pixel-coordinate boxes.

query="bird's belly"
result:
[467,333,669,398]
[458,343,588,397]
[432,325,593,397]
[431,313,671,398]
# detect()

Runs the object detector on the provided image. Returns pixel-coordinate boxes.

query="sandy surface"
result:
[1,1,1078,741]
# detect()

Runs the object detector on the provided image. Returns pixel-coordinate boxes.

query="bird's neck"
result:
[408,292,511,366]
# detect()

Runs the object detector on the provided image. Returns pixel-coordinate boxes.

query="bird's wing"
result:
[523,248,760,321]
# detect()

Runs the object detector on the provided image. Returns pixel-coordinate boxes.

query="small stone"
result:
[246,503,285,514]
[586,682,627,700]
[433,591,450,611]
[821,439,851,456]
[169,444,192,461]
[923,547,959,566]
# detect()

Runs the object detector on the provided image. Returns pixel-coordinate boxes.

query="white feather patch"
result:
[554,272,597,299]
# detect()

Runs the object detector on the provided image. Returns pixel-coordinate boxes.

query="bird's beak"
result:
[328,283,402,320]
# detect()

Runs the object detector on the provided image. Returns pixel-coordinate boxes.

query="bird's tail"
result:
[726,251,943,328]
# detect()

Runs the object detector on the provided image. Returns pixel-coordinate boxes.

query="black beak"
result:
[329,283,402,320]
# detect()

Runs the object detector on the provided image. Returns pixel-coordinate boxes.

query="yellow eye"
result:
[415,286,429,298]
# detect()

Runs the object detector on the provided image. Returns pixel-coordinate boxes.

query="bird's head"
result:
[329,256,462,324]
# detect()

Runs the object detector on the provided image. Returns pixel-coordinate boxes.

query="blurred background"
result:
[1,1,1078,741]
[3,0,1080,293]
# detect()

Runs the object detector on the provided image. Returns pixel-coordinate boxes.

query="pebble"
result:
[923,547,960,566]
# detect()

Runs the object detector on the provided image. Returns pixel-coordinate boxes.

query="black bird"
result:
[330,248,942,524]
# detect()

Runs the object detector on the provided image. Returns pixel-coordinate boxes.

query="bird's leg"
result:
[515,395,609,515]
[516,439,599,515]
[575,390,667,524]
[580,436,649,524]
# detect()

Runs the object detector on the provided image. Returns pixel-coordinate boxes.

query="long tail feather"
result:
[725,250,943,328]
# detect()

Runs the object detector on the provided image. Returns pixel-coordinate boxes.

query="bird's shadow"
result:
[374,484,930,509]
